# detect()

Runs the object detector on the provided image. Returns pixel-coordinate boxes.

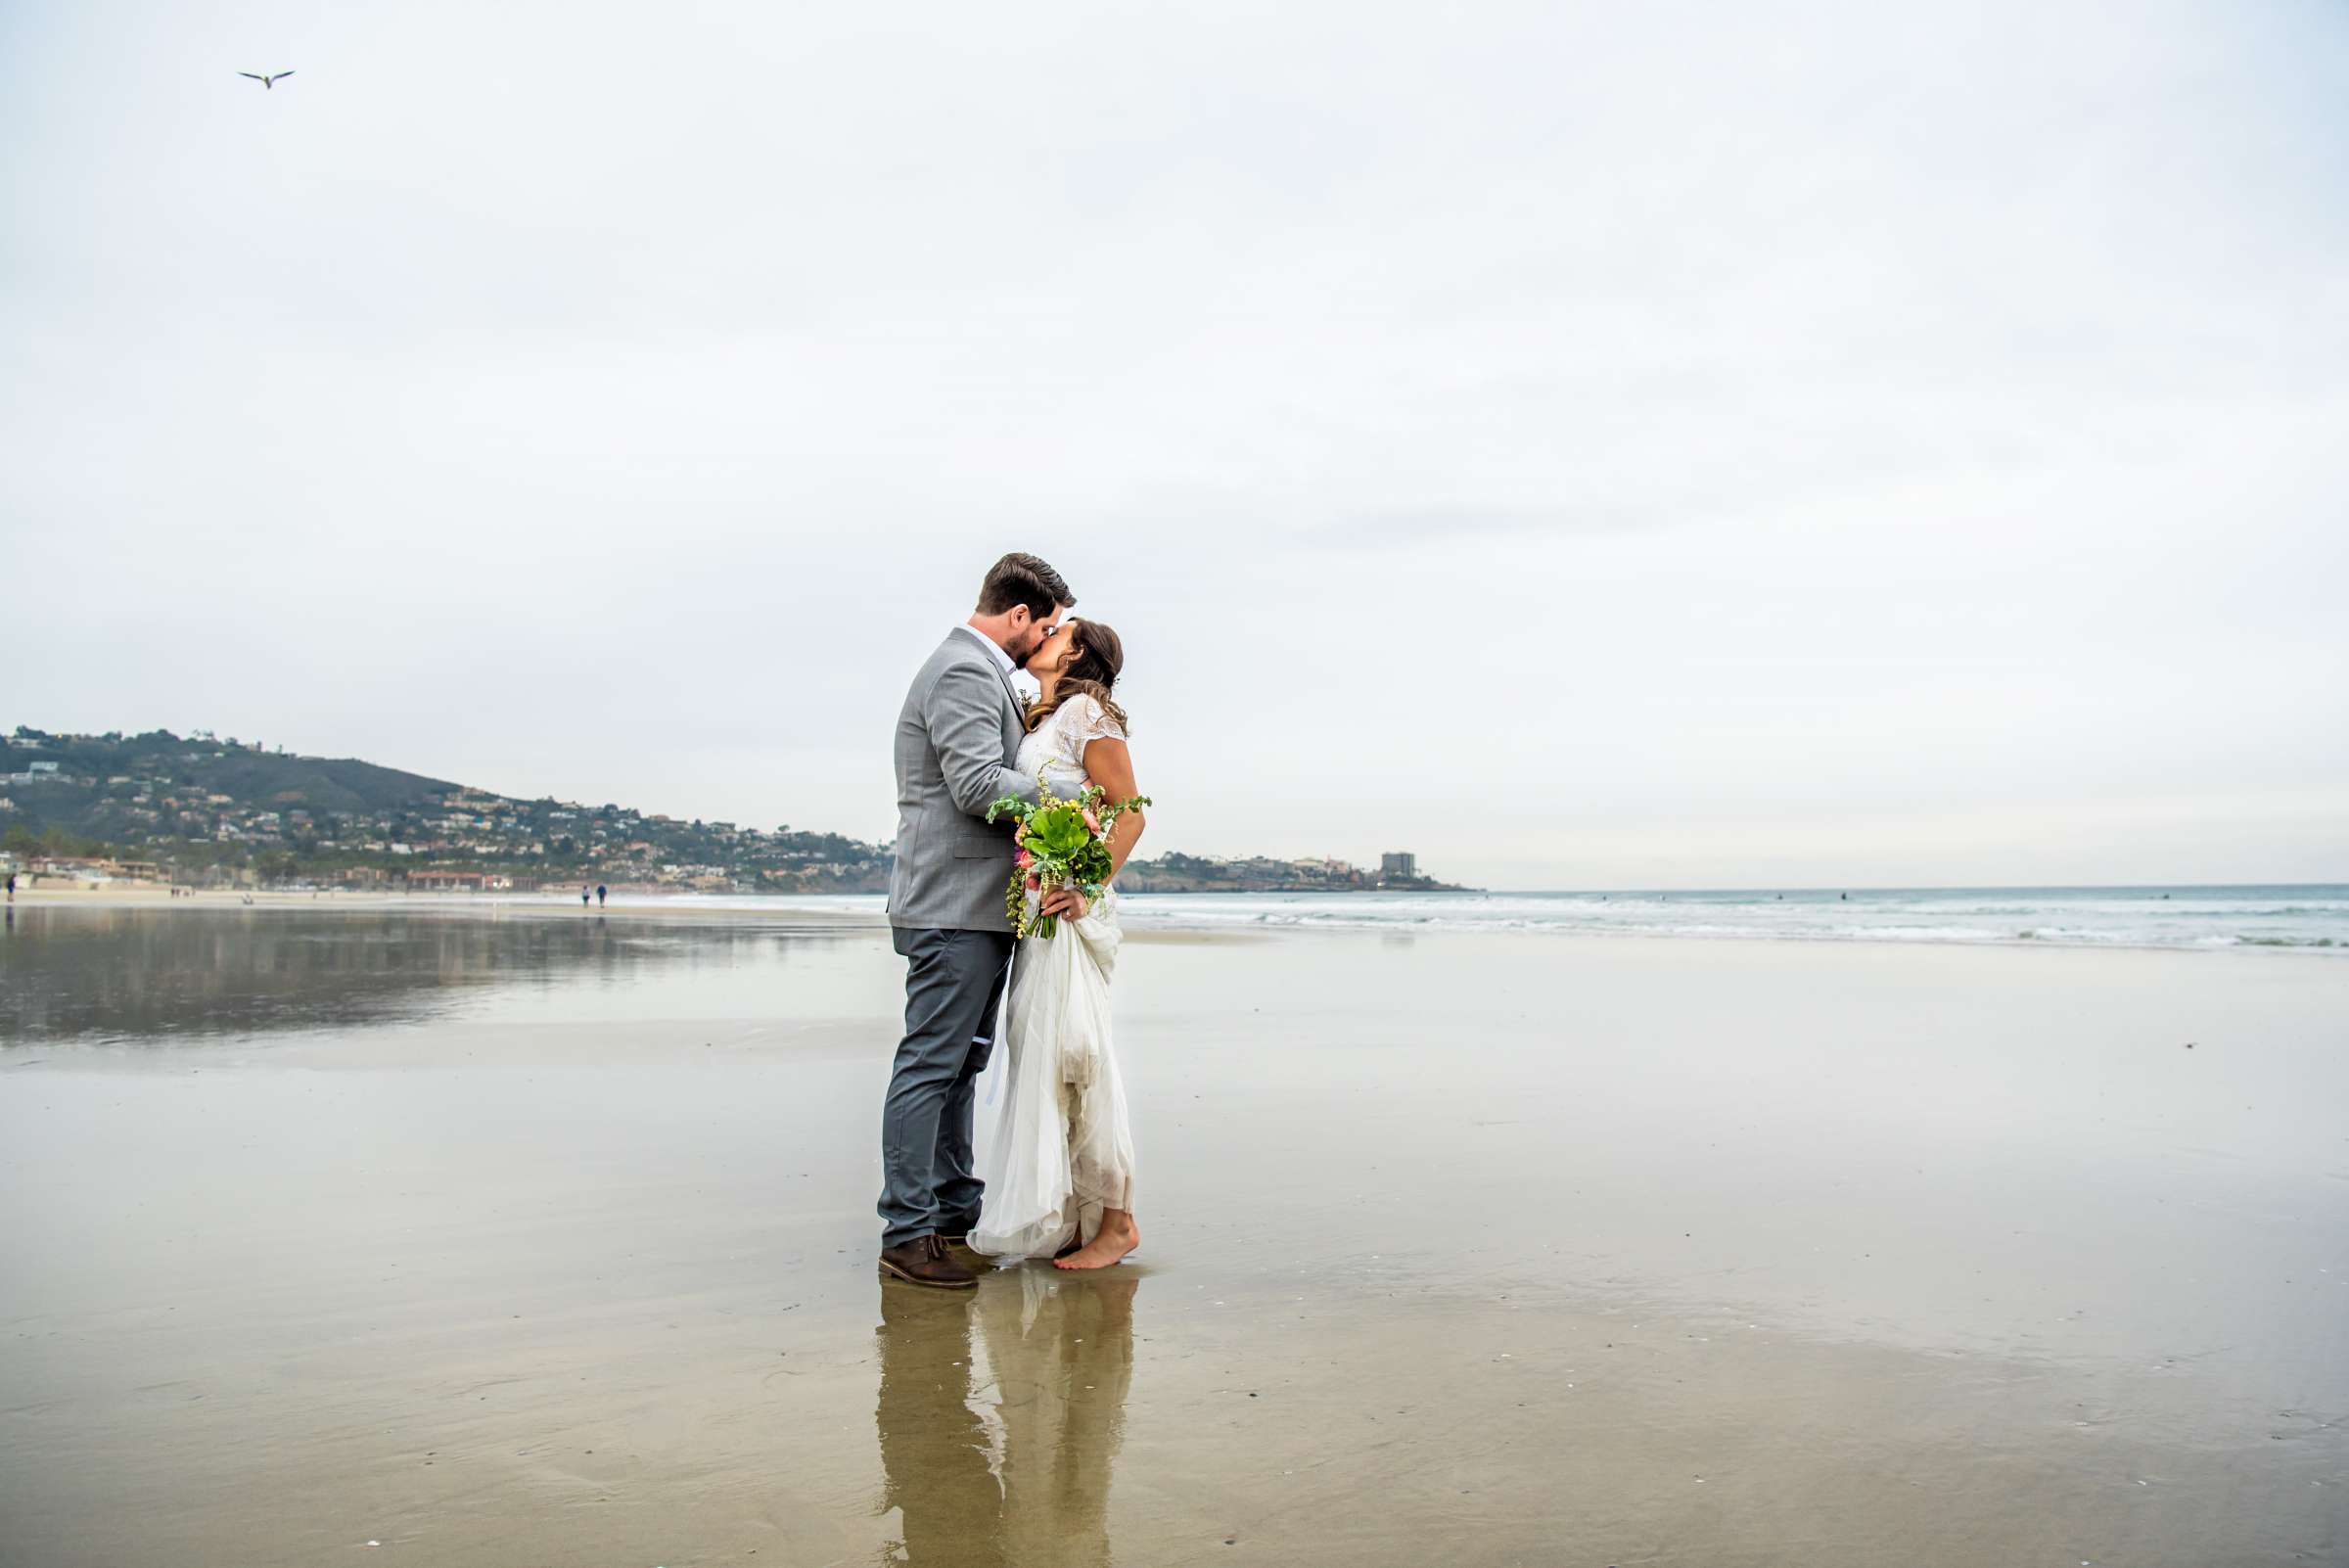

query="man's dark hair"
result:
[975,552,1075,618]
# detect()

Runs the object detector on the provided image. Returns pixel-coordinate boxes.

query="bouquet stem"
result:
[1034,874,1061,940]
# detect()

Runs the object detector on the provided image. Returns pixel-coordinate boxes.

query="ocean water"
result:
[1114,884,2349,951]
[513,884,2349,953]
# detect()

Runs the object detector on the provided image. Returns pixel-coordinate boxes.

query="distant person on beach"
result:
[5,872,14,902]
[597,884,607,908]
[581,885,590,907]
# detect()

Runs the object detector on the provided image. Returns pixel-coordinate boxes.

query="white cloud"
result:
[3,0,2343,887]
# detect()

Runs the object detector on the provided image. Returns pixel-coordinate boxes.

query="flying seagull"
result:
[239,70,295,89]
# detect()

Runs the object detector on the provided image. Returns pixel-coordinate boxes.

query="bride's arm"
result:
[1083,737,1146,878]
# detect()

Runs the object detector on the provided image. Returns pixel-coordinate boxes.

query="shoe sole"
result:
[878,1259,977,1289]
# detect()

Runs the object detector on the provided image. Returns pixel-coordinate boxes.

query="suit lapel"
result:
[949,629,1026,727]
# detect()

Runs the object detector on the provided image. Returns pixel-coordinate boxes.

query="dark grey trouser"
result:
[880,926,1014,1249]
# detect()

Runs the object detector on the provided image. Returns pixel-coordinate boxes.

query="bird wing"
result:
[240,71,265,80]
[273,70,294,81]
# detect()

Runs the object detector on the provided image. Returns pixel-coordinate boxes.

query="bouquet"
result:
[986,778,1151,939]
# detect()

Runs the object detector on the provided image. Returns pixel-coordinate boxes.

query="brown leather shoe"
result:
[879,1234,977,1289]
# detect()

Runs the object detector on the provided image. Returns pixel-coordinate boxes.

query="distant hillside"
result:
[1116,852,1465,894]
[14,729,462,814]
[1,726,1459,896]
[1,727,889,893]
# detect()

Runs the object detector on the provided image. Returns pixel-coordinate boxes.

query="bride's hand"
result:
[1038,885,1090,921]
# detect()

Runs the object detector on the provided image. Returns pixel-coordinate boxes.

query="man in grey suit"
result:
[879,552,1083,1288]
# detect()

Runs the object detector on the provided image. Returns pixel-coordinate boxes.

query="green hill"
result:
[1,726,890,892]
[3,726,1455,896]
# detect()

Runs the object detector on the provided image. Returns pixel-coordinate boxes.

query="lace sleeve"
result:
[1069,693,1127,746]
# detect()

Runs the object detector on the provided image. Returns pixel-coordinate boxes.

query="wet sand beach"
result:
[1,904,2343,1566]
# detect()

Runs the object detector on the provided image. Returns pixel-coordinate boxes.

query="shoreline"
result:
[6,883,2345,959]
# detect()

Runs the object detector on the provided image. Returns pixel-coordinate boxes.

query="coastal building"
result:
[1381,852,1418,879]
[405,870,508,892]
[23,856,155,884]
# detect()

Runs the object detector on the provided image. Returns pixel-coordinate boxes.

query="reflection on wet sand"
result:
[0,905,850,1041]
[6,910,2344,1566]
[876,1268,1138,1568]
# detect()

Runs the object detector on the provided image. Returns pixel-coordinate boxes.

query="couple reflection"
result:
[876,1267,1138,1568]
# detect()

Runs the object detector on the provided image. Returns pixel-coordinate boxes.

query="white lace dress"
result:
[969,694,1138,1260]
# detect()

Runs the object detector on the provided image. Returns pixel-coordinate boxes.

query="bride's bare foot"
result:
[1053,1211,1139,1269]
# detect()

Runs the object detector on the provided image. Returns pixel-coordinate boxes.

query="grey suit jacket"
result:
[888,631,1041,931]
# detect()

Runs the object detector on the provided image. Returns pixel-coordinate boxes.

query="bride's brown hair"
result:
[1026,619,1130,736]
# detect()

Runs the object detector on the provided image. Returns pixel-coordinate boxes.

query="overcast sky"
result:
[3,0,2344,889]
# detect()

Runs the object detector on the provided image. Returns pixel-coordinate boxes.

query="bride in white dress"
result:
[970,618,1147,1270]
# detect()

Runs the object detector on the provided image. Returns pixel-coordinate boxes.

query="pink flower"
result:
[1016,850,1034,870]
[1025,875,1042,893]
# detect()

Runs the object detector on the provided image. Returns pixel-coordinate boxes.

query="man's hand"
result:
[1039,885,1090,922]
